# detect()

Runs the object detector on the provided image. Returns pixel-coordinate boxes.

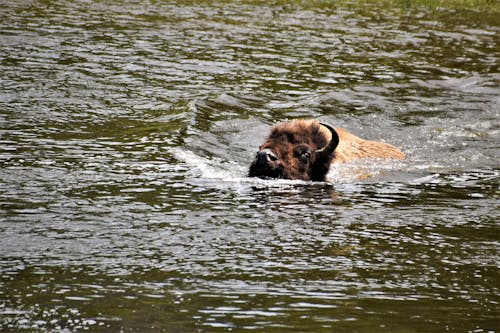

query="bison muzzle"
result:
[249,119,405,181]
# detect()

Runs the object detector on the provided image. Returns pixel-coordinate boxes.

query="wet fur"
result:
[333,127,405,163]
[260,120,333,180]
[251,119,405,181]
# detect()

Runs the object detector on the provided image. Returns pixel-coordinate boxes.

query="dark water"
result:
[1,0,499,332]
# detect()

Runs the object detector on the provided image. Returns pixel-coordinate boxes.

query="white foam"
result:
[172,147,416,187]
[171,148,246,181]
[171,147,330,189]
[328,158,408,183]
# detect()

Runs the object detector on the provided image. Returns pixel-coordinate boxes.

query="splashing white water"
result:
[171,147,412,188]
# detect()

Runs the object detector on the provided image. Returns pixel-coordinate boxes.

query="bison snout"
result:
[249,149,284,179]
[256,149,278,164]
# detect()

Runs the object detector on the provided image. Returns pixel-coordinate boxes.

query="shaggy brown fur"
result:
[332,127,405,163]
[249,119,404,181]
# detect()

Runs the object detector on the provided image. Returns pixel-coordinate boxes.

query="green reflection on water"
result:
[174,0,500,12]
[0,0,499,332]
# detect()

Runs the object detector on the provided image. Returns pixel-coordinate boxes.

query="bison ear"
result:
[315,123,339,160]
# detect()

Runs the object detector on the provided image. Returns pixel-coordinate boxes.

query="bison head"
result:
[249,120,339,181]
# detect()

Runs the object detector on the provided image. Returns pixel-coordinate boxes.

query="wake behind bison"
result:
[249,119,405,181]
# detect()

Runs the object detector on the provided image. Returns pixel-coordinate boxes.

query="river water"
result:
[1,0,499,332]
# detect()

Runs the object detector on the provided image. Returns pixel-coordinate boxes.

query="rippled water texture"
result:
[1,0,499,332]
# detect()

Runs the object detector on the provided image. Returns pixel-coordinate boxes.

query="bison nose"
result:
[256,149,278,164]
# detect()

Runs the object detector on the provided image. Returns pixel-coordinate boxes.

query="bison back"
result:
[332,128,405,163]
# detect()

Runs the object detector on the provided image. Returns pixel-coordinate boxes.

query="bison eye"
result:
[293,146,312,162]
[300,152,311,163]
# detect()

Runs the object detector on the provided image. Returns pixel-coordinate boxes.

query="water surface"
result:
[1,0,499,332]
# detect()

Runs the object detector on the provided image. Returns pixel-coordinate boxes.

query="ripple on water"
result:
[1,0,499,332]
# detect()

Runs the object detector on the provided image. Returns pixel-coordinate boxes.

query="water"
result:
[1,0,499,332]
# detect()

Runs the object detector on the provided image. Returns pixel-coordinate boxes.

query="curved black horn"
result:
[315,123,339,159]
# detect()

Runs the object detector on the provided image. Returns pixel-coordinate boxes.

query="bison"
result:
[249,119,405,181]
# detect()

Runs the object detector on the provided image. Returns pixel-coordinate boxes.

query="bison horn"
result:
[315,123,339,160]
